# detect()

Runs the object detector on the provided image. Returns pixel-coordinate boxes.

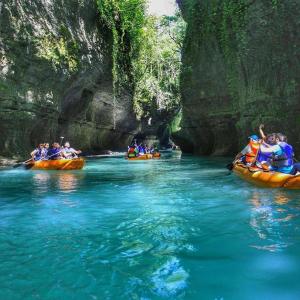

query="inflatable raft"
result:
[127,153,161,160]
[26,158,85,170]
[233,163,300,189]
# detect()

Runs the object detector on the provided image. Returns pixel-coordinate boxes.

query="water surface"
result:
[1,155,300,299]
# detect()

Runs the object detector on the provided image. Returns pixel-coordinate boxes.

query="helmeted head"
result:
[64,142,70,148]
[248,135,259,142]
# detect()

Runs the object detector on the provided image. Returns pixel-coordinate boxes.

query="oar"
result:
[226,159,237,171]
[226,162,234,171]
[13,158,34,168]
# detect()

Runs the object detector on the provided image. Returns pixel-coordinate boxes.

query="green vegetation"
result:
[97,0,185,120]
[36,28,80,72]
[133,12,185,119]
[97,0,146,91]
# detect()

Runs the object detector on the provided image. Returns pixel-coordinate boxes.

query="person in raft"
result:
[259,133,300,175]
[31,144,45,161]
[63,142,82,159]
[234,135,260,166]
[42,143,50,160]
[128,144,139,158]
[47,142,63,160]
[255,124,276,168]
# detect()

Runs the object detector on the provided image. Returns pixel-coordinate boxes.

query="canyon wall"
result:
[0,0,140,158]
[175,0,300,155]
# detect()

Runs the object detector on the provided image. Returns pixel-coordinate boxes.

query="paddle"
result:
[226,162,234,171]
[13,158,34,168]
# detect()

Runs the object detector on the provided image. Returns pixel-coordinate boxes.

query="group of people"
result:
[30,142,81,161]
[127,141,158,158]
[235,124,300,175]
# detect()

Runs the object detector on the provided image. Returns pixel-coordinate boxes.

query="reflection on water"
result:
[33,171,81,194]
[274,192,291,205]
[57,173,79,193]
[249,190,298,252]
[33,172,51,194]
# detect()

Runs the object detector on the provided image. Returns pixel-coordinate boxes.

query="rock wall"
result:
[0,0,140,158]
[175,0,300,156]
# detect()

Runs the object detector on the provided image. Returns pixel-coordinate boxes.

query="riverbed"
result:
[1,155,300,299]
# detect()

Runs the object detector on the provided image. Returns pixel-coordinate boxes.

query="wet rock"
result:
[0,156,17,167]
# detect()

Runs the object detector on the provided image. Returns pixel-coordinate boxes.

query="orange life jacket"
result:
[245,141,259,164]
[128,147,135,154]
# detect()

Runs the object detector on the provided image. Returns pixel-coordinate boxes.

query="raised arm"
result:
[259,124,266,140]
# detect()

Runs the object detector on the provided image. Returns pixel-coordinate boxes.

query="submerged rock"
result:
[176,0,300,156]
[0,0,140,158]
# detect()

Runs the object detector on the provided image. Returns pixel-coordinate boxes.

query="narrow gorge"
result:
[1,0,299,160]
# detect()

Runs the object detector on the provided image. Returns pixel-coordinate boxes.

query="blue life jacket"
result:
[34,148,42,161]
[257,150,272,163]
[272,142,294,168]
[138,146,145,154]
[48,148,61,160]
[41,148,48,160]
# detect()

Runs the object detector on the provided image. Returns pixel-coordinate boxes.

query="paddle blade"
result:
[25,162,34,170]
[226,163,234,171]
[13,163,23,168]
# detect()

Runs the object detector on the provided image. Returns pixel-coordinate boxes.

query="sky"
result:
[147,0,177,16]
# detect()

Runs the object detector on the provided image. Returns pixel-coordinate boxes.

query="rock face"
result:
[0,0,139,158]
[175,0,300,155]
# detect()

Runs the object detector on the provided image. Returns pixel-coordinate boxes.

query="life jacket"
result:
[41,148,48,160]
[34,148,42,161]
[128,147,135,154]
[48,148,61,160]
[256,149,273,163]
[128,147,137,158]
[245,141,259,164]
[138,146,145,154]
[64,147,77,158]
[272,142,294,168]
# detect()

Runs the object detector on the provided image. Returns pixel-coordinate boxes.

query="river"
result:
[1,155,300,299]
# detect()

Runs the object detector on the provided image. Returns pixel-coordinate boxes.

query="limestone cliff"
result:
[0,0,140,158]
[175,0,300,155]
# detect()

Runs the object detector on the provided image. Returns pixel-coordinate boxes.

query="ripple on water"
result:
[151,257,189,297]
[1,157,300,299]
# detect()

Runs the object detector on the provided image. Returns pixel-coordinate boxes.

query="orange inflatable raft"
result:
[127,153,161,161]
[26,158,85,170]
[233,163,300,189]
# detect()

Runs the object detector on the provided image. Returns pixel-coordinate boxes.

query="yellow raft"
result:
[127,153,161,161]
[27,158,85,170]
[233,163,300,189]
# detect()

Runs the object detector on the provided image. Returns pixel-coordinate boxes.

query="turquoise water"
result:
[1,155,300,300]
